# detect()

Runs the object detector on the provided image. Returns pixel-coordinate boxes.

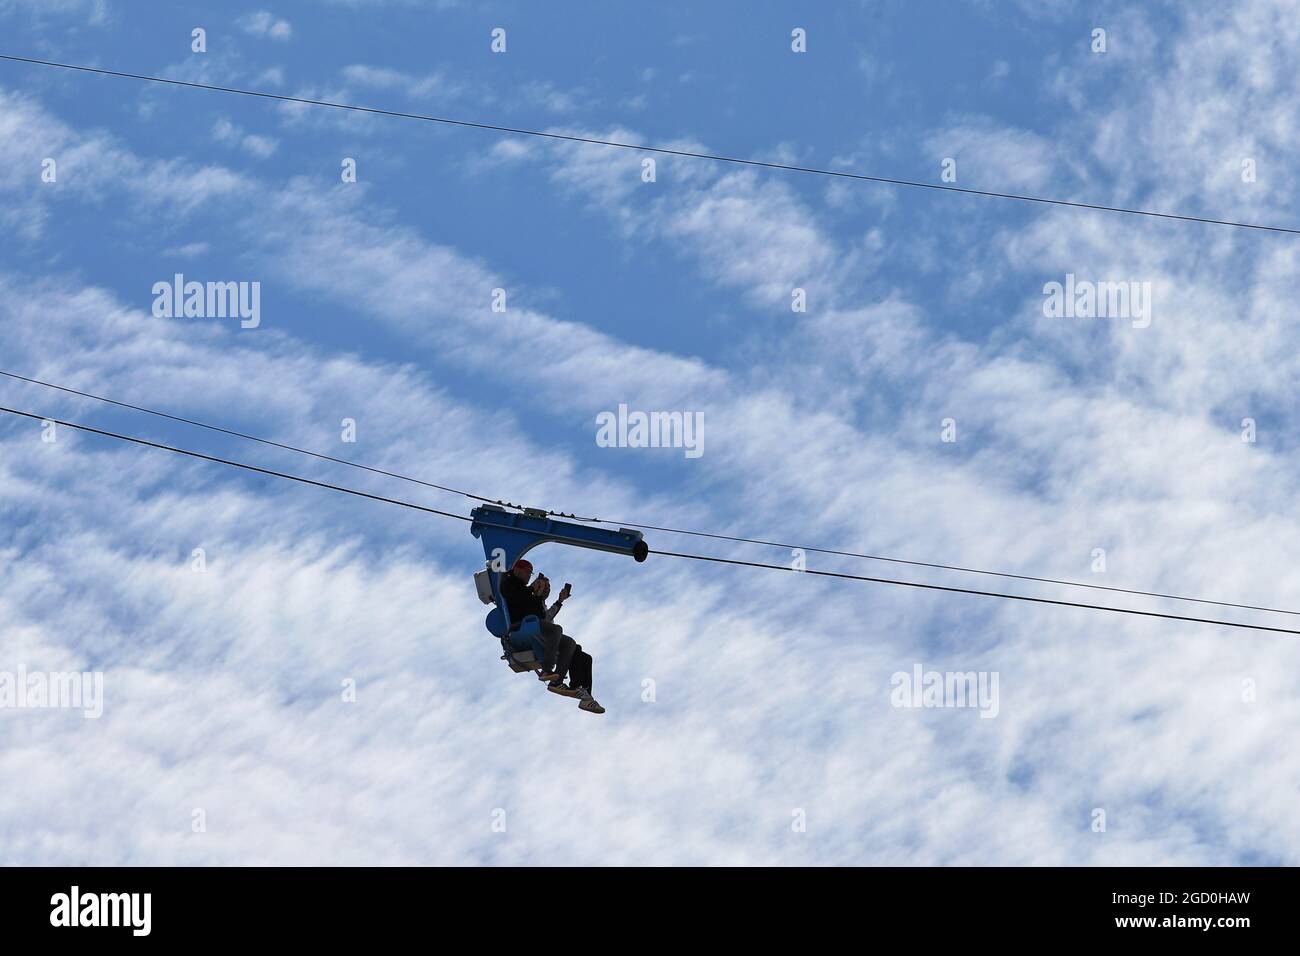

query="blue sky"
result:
[2,0,1299,865]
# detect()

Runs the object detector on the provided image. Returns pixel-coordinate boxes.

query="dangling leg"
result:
[536,621,565,682]
[547,637,582,697]
[570,647,604,714]
[568,646,593,695]
[555,635,577,682]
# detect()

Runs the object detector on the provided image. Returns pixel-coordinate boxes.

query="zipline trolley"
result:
[470,504,648,672]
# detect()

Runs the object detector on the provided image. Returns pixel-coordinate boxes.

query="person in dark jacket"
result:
[499,560,604,714]
[499,559,572,682]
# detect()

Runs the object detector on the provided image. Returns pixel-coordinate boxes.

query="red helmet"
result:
[512,558,533,575]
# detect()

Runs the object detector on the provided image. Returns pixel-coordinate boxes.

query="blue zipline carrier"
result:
[470,504,648,671]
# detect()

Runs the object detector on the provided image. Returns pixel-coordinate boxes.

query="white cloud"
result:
[520,80,584,114]
[923,117,1057,193]
[163,241,210,258]
[339,63,460,101]
[252,66,286,87]
[0,88,243,237]
[211,117,279,158]
[238,10,292,41]
[490,129,848,308]
[0,0,108,24]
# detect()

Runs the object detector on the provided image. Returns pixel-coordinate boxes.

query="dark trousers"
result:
[540,621,576,676]
[564,644,593,693]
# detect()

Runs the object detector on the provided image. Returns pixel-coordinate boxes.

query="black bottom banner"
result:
[0,866,1288,942]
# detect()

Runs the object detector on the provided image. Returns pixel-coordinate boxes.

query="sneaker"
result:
[578,696,605,714]
[547,681,581,698]
[537,670,563,683]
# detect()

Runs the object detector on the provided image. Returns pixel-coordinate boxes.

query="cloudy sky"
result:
[1,0,1298,865]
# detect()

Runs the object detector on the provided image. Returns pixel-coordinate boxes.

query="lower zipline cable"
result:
[0,369,503,507]
[649,550,1300,637]
[2,403,1297,636]
[0,405,470,522]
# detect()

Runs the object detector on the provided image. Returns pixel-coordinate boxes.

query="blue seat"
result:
[484,603,543,673]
